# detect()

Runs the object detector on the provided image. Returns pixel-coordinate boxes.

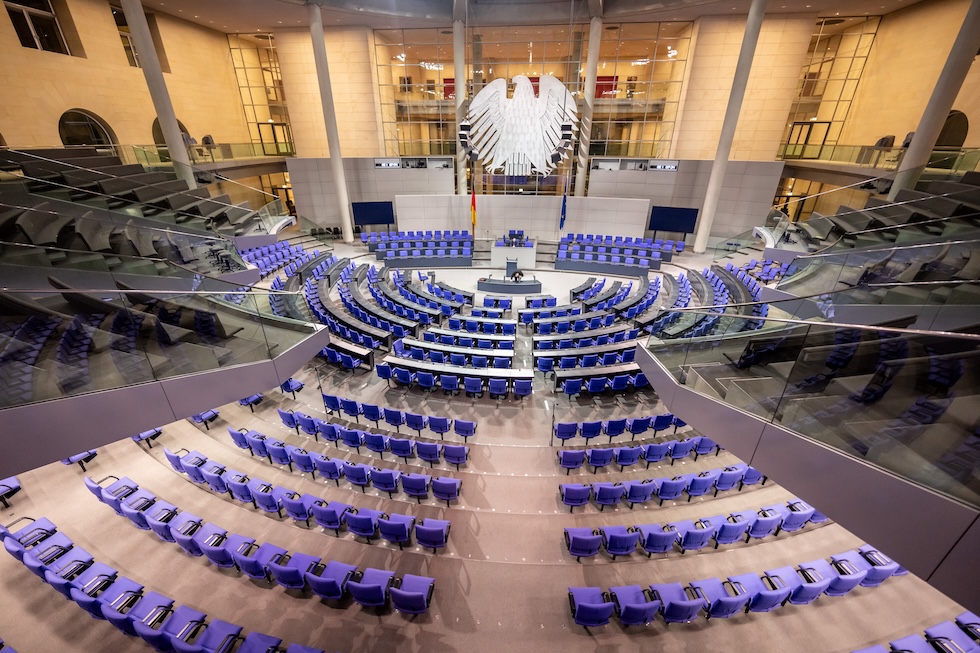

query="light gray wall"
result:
[393,194,650,242]
[288,157,455,228]
[587,160,784,239]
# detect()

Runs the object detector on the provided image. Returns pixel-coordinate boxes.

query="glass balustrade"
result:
[0,284,316,410]
[646,296,980,508]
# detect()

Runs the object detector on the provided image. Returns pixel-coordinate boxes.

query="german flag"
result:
[470,187,477,233]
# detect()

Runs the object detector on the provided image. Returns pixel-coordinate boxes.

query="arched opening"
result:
[152,118,189,145]
[937,110,968,148]
[58,110,117,146]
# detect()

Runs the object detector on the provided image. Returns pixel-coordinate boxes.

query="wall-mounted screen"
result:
[649,205,699,233]
[352,201,395,226]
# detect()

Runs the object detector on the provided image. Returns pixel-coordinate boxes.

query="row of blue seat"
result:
[557,436,720,474]
[239,242,311,278]
[394,344,515,369]
[361,230,472,242]
[559,463,766,511]
[421,331,514,349]
[445,316,519,334]
[320,393,478,435]
[534,314,618,335]
[86,475,442,612]
[2,514,326,651]
[365,284,437,326]
[556,373,647,398]
[853,612,979,653]
[569,543,902,628]
[389,269,458,316]
[535,327,639,348]
[537,348,636,372]
[554,413,685,443]
[563,498,821,560]
[377,363,535,399]
[560,233,685,252]
[226,424,468,493]
[270,418,473,471]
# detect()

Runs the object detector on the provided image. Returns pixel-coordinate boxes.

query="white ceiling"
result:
[144,0,928,34]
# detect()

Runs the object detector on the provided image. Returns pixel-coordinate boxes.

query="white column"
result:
[574,16,603,197]
[693,0,766,253]
[308,2,354,243]
[453,19,467,195]
[888,0,980,199]
[119,0,195,189]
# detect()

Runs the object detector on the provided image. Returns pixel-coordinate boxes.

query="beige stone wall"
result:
[841,0,980,148]
[274,26,386,158]
[0,0,249,147]
[673,13,815,161]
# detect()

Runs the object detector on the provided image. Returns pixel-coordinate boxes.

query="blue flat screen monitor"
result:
[352,201,395,226]
[649,206,698,233]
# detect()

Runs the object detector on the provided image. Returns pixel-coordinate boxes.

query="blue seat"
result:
[593,482,625,511]
[269,551,321,590]
[417,371,437,391]
[625,415,651,440]
[432,477,462,506]
[669,438,697,464]
[586,376,607,393]
[745,510,783,542]
[603,418,626,442]
[686,470,721,500]
[340,398,362,423]
[514,378,533,401]
[764,565,832,606]
[586,448,614,473]
[339,428,364,453]
[378,514,416,549]
[389,437,416,462]
[568,587,615,628]
[600,525,640,560]
[383,408,405,432]
[557,449,586,474]
[649,582,706,624]
[727,572,792,612]
[429,416,452,438]
[553,422,578,445]
[642,442,671,467]
[102,590,175,637]
[560,483,591,512]
[610,585,661,626]
[926,620,980,652]
[390,574,436,614]
[887,635,940,653]
[443,444,469,470]
[767,500,815,535]
[311,500,353,535]
[342,463,373,492]
[370,468,400,498]
[706,513,753,548]
[673,519,716,553]
[831,546,900,588]
[347,568,396,607]
[690,577,751,619]
[400,473,431,502]
[361,403,383,427]
[415,518,451,553]
[346,507,385,541]
[440,374,459,395]
[393,367,415,386]
[613,446,642,471]
[454,419,477,441]
[464,376,484,398]
[655,477,688,505]
[560,378,582,401]
[564,527,602,561]
[623,480,657,509]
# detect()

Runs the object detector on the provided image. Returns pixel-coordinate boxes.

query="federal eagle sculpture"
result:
[462,75,578,176]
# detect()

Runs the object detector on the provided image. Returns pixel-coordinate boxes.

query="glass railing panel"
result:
[647,316,980,508]
[0,287,316,410]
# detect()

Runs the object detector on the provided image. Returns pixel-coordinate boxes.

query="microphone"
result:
[488,274,493,279]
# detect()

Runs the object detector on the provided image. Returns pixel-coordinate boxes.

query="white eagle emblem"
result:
[465,75,578,176]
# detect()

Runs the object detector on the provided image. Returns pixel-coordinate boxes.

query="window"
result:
[5,0,69,54]
[110,5,138,67]
[59,110,116,146]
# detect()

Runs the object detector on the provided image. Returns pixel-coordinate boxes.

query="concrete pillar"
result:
[119,0,195,189]
[308,2,354,243]
[888,0,980,199]
[453,19,467,195]
[693,0,766,253]
[574,16,603,197]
